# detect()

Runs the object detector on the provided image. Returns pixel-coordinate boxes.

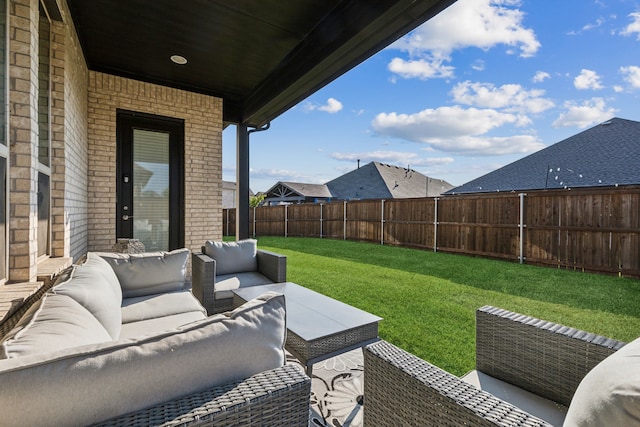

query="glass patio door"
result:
[116,111,184,251]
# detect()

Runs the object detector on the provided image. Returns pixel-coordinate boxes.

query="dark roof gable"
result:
[327,161,453,199]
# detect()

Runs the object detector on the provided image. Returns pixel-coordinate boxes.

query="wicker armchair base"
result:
[364,306,626,427]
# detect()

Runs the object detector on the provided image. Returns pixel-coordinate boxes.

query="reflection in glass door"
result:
[133,129,169,251]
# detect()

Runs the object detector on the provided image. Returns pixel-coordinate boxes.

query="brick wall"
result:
[8,0,39,281]
[5,0,221,282]
[87,72,223,253]
[57,0,88,261]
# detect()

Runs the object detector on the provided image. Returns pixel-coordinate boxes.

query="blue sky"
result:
[223,0,640,193]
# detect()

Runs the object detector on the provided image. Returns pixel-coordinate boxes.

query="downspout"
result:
[236,122,270,240]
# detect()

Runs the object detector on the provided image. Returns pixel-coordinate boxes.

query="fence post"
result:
[285,205,288,238]
[320,204,324,239]
[433,197,438,252]
[252,207,256,238]
[519,193,526,264]
[381,199,385,245]
[226,209,229,237]
[343,201,347,240]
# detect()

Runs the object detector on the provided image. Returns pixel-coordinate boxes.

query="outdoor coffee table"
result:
[232,282,382,375]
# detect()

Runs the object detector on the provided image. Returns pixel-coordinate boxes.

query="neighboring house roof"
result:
[327,162,454,199]
[264,182,332,203]
[447,117,640,194]
[264,162,454,204]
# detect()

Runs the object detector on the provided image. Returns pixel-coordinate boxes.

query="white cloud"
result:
[472,60,486,71]
[451,81,554,114]
[583,17,605,32]
[620,65,640,88]
[250,167,318,183]
[392,0,540,58]
[574,69,604,90]
[319,98,343,113]
[569,17,606,35]
[303,97,343,113]
[388,57,454,80]
[330,151,454,167]
[532,71,550,83]
[428,134,544,155]
[552,98,617,128]
[370,105,544,155]
[620,12,640,39]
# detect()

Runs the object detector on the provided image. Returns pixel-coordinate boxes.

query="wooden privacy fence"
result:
[223,186,640,278]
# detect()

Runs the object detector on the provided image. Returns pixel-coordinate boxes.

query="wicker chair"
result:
[364,305,626,427]
[192,246,286,314]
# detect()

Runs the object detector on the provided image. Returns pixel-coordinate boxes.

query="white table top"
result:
[233,282,382,342]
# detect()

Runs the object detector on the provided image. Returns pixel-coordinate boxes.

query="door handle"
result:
[122,215,132,221]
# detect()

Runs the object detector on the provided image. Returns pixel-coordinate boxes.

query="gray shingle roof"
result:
[264,162,454,202]
[280,182,332,197]
[327,162,454,199]
[447,117,640,194]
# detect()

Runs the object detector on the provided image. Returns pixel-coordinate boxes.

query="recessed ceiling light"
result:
[170,55,187,65]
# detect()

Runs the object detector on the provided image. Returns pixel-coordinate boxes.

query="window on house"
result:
[37,1,51,258]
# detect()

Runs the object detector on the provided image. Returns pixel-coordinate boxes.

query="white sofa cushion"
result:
[215,271,273,300]
[52,253,123,339]
[0,291,286,427]
[0,294,112,359]
[205,239,258,275]
[119,311,207,339]
[97,248,189,298]
[563,337,640,427]
[121,290,207,324]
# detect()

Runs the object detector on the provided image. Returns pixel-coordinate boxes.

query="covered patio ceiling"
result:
[66,0,456,127]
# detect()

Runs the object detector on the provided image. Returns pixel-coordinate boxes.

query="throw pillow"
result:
[52,253,123,339]
[563,337,640,426]
[97,248,189,298]
[0,293,112,358]
[204,239,258,275]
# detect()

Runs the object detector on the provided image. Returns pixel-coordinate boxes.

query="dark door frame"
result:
[116,109,185,250]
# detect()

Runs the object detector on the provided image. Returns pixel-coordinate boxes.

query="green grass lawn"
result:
[253,236,640,376]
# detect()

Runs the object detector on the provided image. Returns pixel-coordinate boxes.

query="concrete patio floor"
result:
[288,349,365,427]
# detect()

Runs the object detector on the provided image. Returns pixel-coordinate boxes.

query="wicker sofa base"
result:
[95,364,311,427]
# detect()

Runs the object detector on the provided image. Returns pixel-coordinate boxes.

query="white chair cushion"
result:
[0,294,112,359]
[52,253,123,339]
[214,271,273,300]
[205,239,258,275]
[462,370,568,426]
[0,291,286,427]
[563,337,640,426]
[96,248,189,298]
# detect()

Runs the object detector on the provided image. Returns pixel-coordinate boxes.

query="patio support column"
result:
[236,124,250,240]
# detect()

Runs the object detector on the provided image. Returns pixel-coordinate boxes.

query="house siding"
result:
[5,0,222,282]
[8,0,39,281]
[59,4,89,262]
[86,72,222,253]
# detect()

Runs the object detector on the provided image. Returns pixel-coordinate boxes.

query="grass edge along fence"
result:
[223,186,640,279]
